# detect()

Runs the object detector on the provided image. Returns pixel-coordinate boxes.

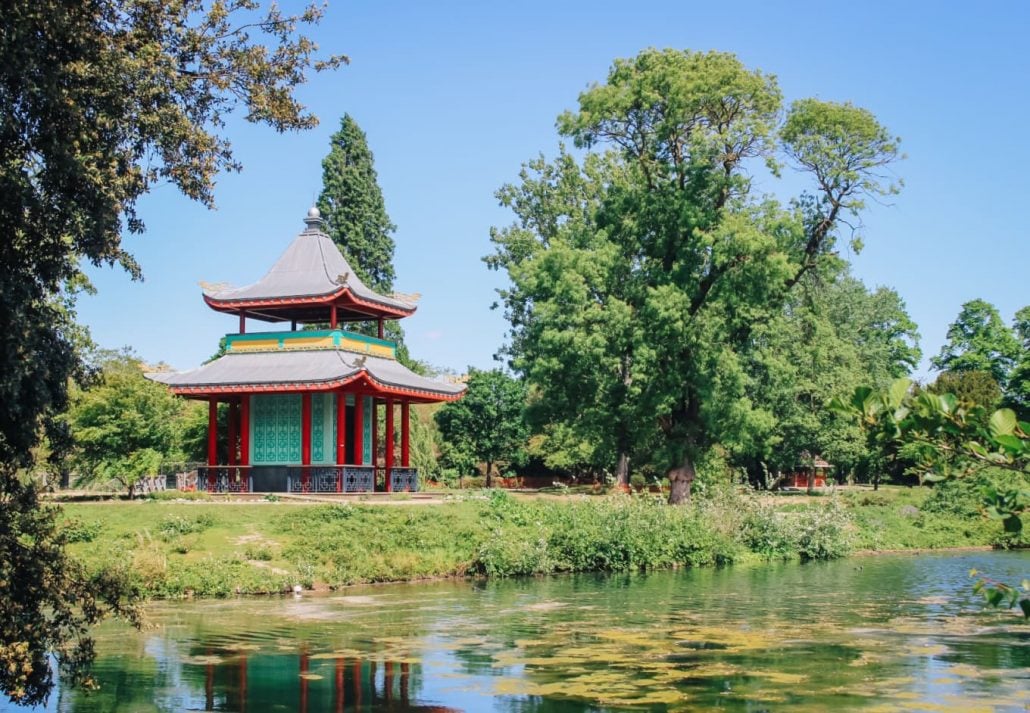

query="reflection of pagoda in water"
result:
[201,653,459,713]
[150,208,464,494]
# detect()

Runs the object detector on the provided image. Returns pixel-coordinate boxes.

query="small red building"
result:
[150,207,464,493]
[785,457,833,489]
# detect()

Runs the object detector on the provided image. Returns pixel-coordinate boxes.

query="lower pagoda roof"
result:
[148,349,465,402]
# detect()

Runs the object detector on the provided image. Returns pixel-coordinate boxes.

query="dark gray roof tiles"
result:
[203,217,415,313]
[148,350,465,398]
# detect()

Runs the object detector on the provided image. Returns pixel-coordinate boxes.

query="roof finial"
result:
[303,205,324,233]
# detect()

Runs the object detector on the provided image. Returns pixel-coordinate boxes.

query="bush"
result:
[792,502,853,560]
[157,513,215,541]
[61,518,102,543]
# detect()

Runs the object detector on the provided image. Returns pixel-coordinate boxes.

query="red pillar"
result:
[385,398,394,492]
[240,396,250,466]
[240,395,250,493]
[353,396,364,465]
[227,400,238,466]
[335,393,345,493]
[401,402,410,468]
[239,310,246,334]
[207,397,218,466]
[377,318,384,340]
[330,303,338,329]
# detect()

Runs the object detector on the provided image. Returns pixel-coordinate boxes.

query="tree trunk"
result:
[485,461,493,488]
[614,451,630,492]
[667,455,696,505]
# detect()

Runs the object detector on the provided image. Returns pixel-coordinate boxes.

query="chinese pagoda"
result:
[149,207,464,494]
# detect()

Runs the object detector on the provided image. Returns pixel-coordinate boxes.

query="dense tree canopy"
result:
[435,369,528,486]
[490,48,902,502]
[66,353,197,497]
[931,299,1021,386]
[317,114,397,292]
[0,0,342,704]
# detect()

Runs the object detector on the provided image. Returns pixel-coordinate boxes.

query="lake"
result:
[11,550,1030,711]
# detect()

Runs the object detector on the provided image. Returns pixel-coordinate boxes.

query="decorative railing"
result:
[196,466,252,493]
[133,475,168,495]
[286,465,377,493]
[180,465,415,494]
[389,468,419,492]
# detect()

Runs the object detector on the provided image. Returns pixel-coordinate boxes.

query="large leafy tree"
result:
[931,299,1021,386]
[740,275,921,489]
[1005,306,1030,418]
[435,369,528,487]
[0,0,342,704]
[491,49,901,503]
[66,354,189,498]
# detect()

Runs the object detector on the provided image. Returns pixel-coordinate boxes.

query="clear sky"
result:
[77,1,1029,378]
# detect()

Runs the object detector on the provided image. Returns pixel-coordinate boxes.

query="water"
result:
[12,551,1030,711]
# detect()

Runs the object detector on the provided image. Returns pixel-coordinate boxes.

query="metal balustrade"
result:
[183,465,415,494]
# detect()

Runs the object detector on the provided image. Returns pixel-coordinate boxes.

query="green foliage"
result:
[0,2,341,699]
[156,514,215,542]
[931,300,1021,386]
[0,476,142,706]
[436,369,528,485]
[837,379,1029,615]
[490,48,902,503]
[1006,305,1030,418]
[317,114,397,292]
[929,370,1002,411]
[66,354,187,497]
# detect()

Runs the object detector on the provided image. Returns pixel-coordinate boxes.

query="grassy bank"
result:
[60,487,1017,598]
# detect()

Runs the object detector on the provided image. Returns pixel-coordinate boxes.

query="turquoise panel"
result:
[250,394,302,464]
[311,393,325,462]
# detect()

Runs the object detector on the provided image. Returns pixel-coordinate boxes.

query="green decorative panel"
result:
[250,394,301,464]
[311,393,325,462]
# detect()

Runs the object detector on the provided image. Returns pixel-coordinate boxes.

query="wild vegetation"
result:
[57,485,1019,600]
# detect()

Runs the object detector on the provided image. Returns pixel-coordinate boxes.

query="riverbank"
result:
[60,486,1019,598]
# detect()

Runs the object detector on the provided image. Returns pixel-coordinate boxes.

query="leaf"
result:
[887,378,910,409]
[989,408,1017,437]
[994,434,1023,451]
[966,441,988,457]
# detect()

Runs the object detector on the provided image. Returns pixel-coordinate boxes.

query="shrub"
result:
[157,513,215,541]
[61,518,102,543]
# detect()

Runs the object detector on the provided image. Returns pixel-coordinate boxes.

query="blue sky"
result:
[77,1,1029,378]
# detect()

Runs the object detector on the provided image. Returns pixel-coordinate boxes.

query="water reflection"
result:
[10,551,1030,712]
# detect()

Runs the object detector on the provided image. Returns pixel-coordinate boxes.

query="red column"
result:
[227,400,238,466]
[240,395,250,493]
[330,304,338,329]
[401,402,410,468]
[377,318,384,339]
[239,310,246,334]
[207,397,218,466]
[385,398,394,492]
[240,396,250,466]
[353,396,364,465]
[301,393,312,492]
[335,392,345,493]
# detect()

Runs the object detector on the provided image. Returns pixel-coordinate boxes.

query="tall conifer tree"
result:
[317,114,397,291]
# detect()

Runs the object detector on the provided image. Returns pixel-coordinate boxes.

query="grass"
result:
[59,485,1016,599]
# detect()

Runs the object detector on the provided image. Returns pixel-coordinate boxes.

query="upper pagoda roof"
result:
[203,208,416,323]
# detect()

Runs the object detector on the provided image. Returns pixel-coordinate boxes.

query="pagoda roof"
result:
[148,350,465,402]
[202,208,416,322]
